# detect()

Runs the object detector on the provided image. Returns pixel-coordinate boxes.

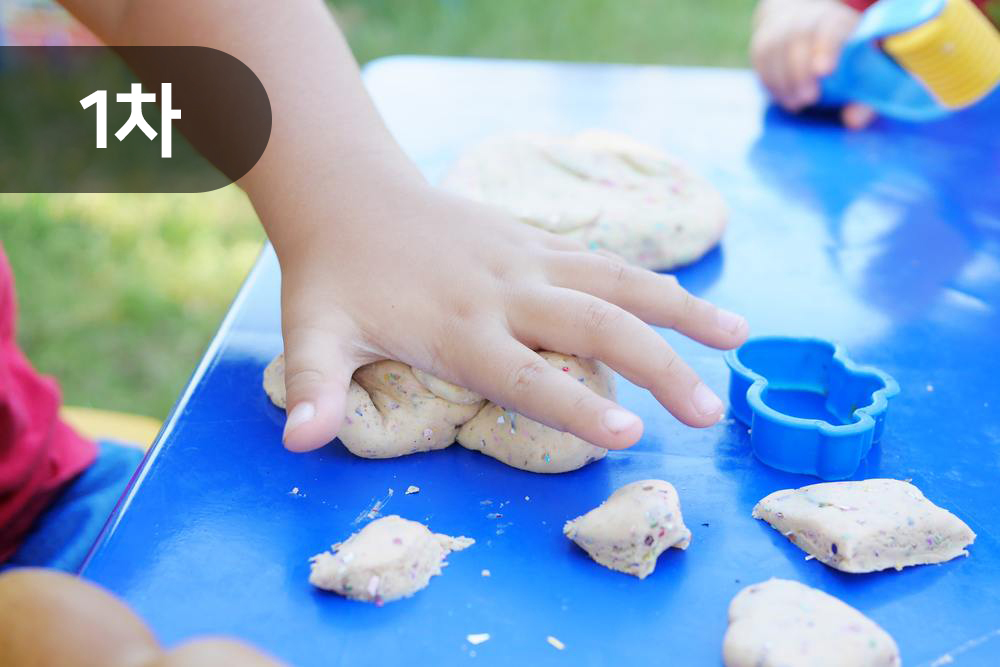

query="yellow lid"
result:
[883,0,1000,109]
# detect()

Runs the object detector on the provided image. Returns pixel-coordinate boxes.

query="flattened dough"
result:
[263,352,613,473]
[309,515,473,603]
[753,478,976,573]
[563,479,690,578]
[443,130,727,270]
[723,579,900,667]
[456,353,612,473]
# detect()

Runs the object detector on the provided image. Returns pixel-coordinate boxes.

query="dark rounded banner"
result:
[0,46,271,193]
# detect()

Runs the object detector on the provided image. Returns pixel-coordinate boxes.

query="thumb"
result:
[280,323,357,453]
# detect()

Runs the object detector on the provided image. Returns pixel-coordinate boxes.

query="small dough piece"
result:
[456,353,611,473]
[753,478,976,573]
[340,361,484,458]
[563,479,691,578]
[309,515,473,603]
[262,354,286,409]
[443,130,728,270]
[723,579,900,667]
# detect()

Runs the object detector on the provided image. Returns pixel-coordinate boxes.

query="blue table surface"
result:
[82,58,1000,667]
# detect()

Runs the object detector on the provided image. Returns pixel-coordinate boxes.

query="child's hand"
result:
[751,0,877,129]
[263,179,749,453]
[0,569,286,666]
[64,0,749,454]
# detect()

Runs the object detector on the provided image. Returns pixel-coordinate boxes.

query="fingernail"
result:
[716,308,747,334]
[603,408,640,434]
[692,383,724,416]
[284,402,315,440]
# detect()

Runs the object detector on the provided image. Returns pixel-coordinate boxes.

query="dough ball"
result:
[753,478,976,573]
[563,479,691,579]
[262,354,286,409]
[456,353,612,473]
[723,579,900,667]
[309,515,474,604]
[443,130,728,270]
[340,361,485,458]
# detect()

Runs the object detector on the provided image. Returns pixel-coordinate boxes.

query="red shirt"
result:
[0,245,95,562]
[844,0,991,11]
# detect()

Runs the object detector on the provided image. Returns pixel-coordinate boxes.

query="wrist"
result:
[250,159,432,267]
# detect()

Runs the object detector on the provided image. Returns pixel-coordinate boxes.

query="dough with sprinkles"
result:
[456,353,612,473]
[753,478,975,573]
[309,515,473,604]
[443,130,728,270]
[262,353,286,409]
[264,356,483,458]
[723,578,900,667]
[563,479,691,578]
[262,352,611,473]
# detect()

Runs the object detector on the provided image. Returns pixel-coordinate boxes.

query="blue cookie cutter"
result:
[724,337,900,480]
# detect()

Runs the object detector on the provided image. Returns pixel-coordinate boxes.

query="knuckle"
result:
[581,301,620,336]
[284,367,325,395]
[680,290,696,317]
[601,256,629,288]
[650,347,681,383]
[665,285,695,328]
[507,358,550,395]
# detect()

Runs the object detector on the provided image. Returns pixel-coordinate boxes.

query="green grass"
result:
[334,0,752,66]
[0,190,263,416]
[0,1,752,419]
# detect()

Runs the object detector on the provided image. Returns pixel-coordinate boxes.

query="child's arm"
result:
[61,0,748,453]
[751,0,876,128]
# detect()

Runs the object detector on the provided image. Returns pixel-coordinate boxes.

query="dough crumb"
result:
[289,487,299,496]
[466,633,490,645]
[563,479,690,579]
[723,579,900,667]
[481,569,491,577]
[546,636,566,650]
[309,515,473,603]
[405,485,420,495]
[753,478,976,573]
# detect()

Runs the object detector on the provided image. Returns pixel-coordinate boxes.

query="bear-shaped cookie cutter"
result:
[725,337,899,480]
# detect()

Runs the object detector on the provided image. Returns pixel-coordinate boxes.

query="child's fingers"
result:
[544,251,748,350]
[787,37,821,109]
[456,334,644,450]
[752,37,796,108]
[279,321,358,453]
[156,639,287,666]
[811,6,860,76]
[841,102,877,130]
[512,287,726,428]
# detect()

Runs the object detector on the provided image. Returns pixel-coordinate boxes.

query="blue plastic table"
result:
[82,58,1000,666]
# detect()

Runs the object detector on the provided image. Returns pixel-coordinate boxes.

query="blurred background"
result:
[0,0,752,421]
